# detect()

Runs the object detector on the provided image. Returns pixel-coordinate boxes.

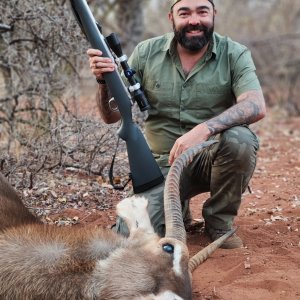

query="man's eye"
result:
[199,10,209,15]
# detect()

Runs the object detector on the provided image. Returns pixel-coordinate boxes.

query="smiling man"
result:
[171,0,215,53]
[87,0,266,249]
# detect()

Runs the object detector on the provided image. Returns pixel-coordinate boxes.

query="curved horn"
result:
[188,227,237,272]
[164,140,218,243]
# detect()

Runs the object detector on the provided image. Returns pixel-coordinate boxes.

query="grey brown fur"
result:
[0,173,191,300]
[0,173,40,231]
[0,142,232,299]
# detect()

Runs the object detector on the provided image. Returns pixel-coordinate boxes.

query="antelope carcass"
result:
[0,141,234,300]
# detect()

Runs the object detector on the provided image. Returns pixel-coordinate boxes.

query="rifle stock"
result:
[70,0,164,193]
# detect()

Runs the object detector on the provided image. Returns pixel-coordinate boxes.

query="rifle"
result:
[69,0,164,193]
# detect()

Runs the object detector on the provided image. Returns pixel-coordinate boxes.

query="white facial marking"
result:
[172,244,182,276]
[152,291,184,300]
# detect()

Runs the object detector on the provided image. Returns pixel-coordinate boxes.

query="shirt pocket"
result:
[143,79,174,110]
[194,83,234,116]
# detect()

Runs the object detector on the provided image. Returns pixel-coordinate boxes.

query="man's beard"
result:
[173,22,214,52]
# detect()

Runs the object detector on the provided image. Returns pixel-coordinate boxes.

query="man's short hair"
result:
[170,0,215,11]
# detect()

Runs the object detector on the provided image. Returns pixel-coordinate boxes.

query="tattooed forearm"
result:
[96,84,121,124]
[204,90,266,135]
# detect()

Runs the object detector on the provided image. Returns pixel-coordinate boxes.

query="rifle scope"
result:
[106,33,150,112]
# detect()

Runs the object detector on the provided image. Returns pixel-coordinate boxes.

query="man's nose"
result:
[188,14,200,25]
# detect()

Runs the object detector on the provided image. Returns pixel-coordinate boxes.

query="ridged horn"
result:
[164,140,218,243]
[188,227,237,272]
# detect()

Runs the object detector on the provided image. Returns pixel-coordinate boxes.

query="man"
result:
[87,0,266,249]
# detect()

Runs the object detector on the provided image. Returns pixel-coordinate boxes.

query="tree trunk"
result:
[116,0,144,55]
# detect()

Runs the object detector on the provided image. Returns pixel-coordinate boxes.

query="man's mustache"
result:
[182,24,208,33]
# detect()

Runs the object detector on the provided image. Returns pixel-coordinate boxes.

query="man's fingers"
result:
[86,48,102,57]
[169,142,183,165]
[89,58,115,78]
[94,67,115,77]
[169,148,175,165]
[90,57,112,66]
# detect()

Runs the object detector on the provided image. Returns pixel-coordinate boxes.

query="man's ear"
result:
[168,11,173,23]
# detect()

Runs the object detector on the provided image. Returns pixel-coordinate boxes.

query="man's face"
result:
[169,0,215,52]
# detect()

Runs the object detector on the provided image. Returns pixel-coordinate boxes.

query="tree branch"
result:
[0,23,13,33]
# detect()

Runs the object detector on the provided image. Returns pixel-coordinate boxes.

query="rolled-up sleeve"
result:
[231,48,261,97]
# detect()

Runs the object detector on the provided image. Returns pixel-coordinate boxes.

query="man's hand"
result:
[87,49,116,80]
[169,123,211,165]
[87,49,121,124]
[168,90,266,165]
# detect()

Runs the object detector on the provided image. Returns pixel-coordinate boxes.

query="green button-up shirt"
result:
[128,32,261,166]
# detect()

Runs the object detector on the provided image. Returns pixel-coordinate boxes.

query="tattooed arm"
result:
[169,90,266,164]
[87,48,121,124]
[204,89,266,135]
[96,84,121,124]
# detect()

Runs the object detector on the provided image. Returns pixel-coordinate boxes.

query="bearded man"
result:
[87,0,266,249]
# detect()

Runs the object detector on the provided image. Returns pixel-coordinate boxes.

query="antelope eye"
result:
[162,243,174,254]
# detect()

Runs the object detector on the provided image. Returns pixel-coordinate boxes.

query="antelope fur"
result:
[0,141,234,300]
[0,173,192,300]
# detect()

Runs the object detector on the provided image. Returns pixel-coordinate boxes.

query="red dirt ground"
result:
[46,106,299,300]
[189,110,300,300]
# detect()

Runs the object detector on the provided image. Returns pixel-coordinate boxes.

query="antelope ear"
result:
[117,196,154,235]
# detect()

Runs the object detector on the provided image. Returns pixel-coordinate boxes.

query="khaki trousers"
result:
[114,125,259,237]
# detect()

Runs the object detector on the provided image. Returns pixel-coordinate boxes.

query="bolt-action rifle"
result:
[70,0,164,193]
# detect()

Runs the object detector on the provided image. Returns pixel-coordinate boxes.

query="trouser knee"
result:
[114,166,192,237]
[216,126,259,174]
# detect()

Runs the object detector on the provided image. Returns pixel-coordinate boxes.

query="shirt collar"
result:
[211,32,217,58]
